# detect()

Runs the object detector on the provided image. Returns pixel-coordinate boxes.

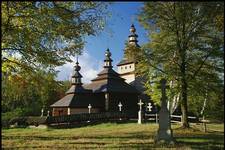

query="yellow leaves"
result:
[215,15,224,32]
[2,57,20,73]
[8,76,12,81]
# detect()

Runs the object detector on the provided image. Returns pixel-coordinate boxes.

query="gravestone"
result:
[138,99,144,124]
[155,78,174,144]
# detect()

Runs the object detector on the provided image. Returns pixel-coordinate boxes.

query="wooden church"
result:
[50,24,154,117]
[50,48,140,117]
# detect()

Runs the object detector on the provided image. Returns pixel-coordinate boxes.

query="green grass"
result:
[2,122,224,149]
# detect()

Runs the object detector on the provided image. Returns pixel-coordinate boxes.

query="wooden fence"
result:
[144,113,198,123]
[9,112,199,127]
[47,112,127,124]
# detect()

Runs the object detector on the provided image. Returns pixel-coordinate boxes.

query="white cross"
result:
[118,102,123,112]
[88,104,92,114]
[147,103,153,112]
[41,108,44,117]
[138,99,144,111]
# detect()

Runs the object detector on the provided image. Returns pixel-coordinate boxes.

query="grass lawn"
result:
[2,122,224,149]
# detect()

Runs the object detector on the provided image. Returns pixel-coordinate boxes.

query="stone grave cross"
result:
[147,102,153,112]
[137,99,144,124]
[118,102,123,112]
[88,104,92,114]
[155,78,174,144]
[138,99,144,111]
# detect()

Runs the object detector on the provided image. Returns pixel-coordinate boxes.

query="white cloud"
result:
[55,51,103,83]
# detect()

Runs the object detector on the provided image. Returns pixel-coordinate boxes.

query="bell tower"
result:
[117,24,139,85]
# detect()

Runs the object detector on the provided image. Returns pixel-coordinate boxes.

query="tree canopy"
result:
[1,2,109,126]
[137,2,224,127]
[2,2,108,72]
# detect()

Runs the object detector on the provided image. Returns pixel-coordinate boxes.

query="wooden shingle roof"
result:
[83,67,140,94]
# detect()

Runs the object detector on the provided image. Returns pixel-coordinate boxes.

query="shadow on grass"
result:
[3,134,224,149]
[2,132,154,141]
[175,133,224,150]
[3,123,224,149]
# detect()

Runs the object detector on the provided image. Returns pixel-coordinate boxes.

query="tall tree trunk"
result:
[180,50,189,128]
[180,76,189,128]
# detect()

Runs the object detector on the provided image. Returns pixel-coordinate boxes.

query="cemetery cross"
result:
[88,104,92,114]
[118,102,123,112]
[138,99,144,124]
[155,78,175,144]
[147,102,153,112]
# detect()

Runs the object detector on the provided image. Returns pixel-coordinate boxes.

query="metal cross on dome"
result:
[138,99,144,111]
[147,102,153,112]
[88,104,92,114]
[118,102,123,112]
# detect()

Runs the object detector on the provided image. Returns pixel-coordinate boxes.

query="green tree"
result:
[2,2,108,71]
[2,66,70,118]
[138,2,224,128]
[124,42,142,62]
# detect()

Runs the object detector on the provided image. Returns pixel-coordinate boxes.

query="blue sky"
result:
[56,2,149,83]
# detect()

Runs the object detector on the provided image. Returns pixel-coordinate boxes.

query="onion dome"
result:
[128,24,139,47]
[104,48,113,68]
[71,59,82,85]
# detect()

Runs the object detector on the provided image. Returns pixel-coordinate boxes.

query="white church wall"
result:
[120,74,135,84]
[118,63,135,74]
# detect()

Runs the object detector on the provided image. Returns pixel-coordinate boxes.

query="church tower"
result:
[117,24,143,92]
[117,24,154,112]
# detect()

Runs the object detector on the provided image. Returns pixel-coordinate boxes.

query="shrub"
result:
[2,108,24,128]
[26,116,48,126]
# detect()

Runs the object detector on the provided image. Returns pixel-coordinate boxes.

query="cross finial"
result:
[131,15,135,25]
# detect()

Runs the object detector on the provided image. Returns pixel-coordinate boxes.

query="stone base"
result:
[155,128,175,144]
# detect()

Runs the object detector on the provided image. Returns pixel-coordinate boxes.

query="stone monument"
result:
[155,78,174,144]
[138,99,144,124]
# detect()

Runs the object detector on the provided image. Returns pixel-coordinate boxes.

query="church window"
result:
[130,65,131,68]
[121,67,123,70]
[125,66,127,69]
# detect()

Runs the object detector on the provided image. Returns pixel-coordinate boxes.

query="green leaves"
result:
[137,2,224,119]
[2,2,108,71]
